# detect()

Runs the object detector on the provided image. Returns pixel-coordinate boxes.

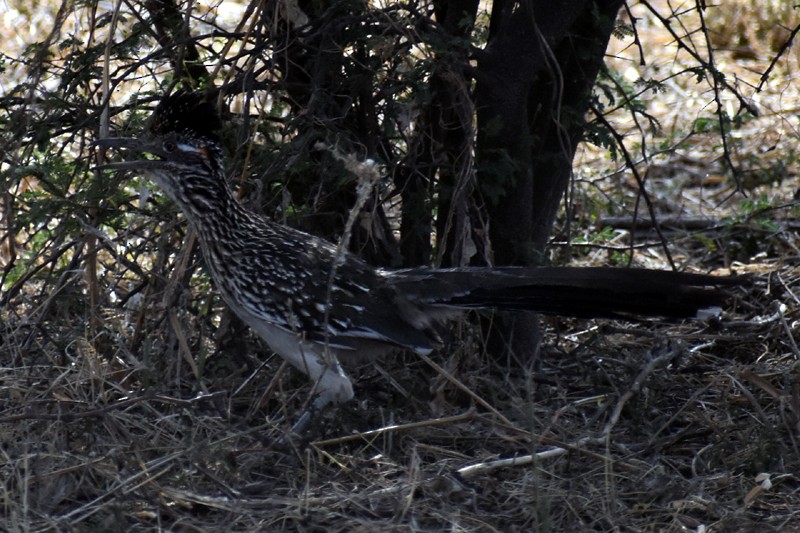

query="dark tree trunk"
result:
[474,0,625,364]
[398,0,480,268]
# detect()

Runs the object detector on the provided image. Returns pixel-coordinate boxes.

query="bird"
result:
[95,92,743,430]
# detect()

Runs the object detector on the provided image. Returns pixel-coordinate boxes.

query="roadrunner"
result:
[96,92,741,428]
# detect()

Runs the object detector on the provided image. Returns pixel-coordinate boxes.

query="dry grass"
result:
[2,274,794,531]
[2,1,800,531]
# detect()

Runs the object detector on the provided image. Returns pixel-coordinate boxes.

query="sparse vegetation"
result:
[1,1,798,531]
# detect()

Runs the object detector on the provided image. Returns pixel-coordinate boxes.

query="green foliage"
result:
[738,195,780,230]
[583,120,619,160]
[612,22,635,40]
[586,67,663,159]
[692,112,736,134]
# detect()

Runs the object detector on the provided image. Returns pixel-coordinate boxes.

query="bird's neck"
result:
[168,171,238,222]
[176,177,279,251]
[184,185,246,228]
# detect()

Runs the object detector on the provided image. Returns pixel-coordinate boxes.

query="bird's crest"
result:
[147,92,222,142]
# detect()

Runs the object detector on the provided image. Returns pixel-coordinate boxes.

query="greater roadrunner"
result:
[96,92,742,428]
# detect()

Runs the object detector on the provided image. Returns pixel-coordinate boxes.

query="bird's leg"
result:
[290,392,332,435]
[288,349,354,436]
[272,384,334,447]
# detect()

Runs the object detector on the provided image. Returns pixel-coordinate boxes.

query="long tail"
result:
[391,267,744,319]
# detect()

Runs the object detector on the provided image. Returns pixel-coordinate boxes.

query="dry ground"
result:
[2,2,800,531]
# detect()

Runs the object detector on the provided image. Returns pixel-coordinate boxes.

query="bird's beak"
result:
[93,137,165,171]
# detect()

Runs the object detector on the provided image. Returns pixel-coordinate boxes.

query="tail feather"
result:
[392,267,743,319]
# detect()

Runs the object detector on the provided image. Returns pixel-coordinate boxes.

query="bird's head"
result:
[95,92,228,214]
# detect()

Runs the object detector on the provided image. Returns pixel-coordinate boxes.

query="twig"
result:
[455,432,651,477]
[314,143,381,367]
[0,391,225,423]
[417,352,516,428]
[592,112,676,268]
[60,451,185,524]
[310,409,476,447]
[602,343,681,438]
[456,446,567,476]
[757,20,800,91]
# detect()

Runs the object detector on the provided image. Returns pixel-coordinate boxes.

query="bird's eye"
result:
[163,141,177,153]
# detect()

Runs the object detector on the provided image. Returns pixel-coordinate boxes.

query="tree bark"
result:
[474,0,625,364]
[398,0,480,268]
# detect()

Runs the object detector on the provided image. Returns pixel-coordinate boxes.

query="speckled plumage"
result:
[97,92,742,419]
